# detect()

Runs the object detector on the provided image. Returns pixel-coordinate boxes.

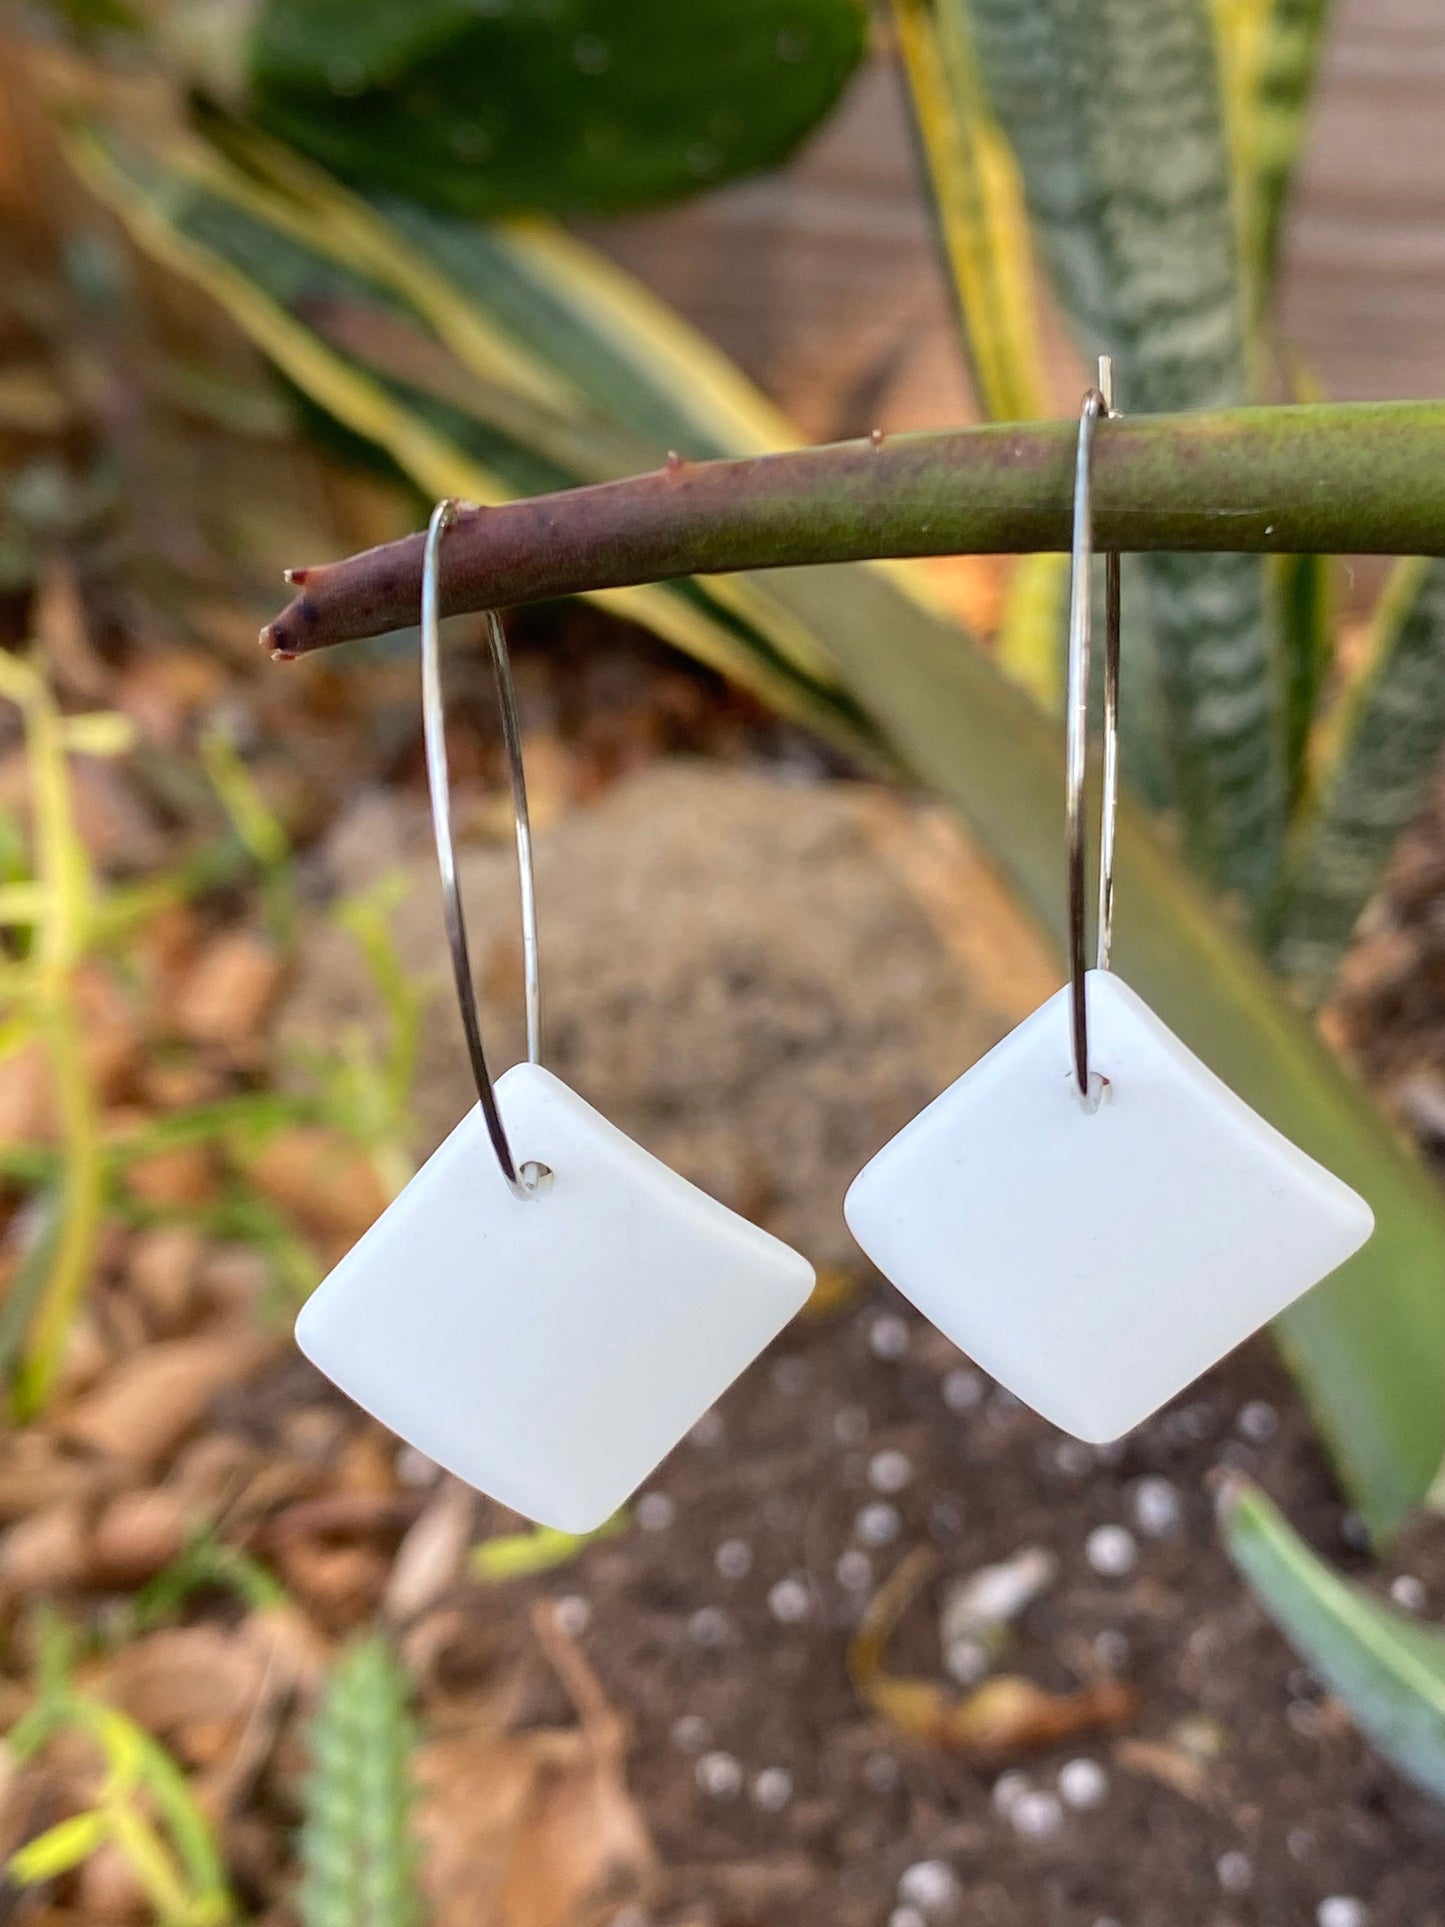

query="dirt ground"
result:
[469,1314,1445,1927]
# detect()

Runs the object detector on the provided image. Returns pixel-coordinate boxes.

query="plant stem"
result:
[265,400,1445,654]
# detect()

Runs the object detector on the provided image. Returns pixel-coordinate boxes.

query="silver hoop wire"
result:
[1065,355,1121,1098]
[421,499,546,1198]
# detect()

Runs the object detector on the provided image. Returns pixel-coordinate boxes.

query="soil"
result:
[480,1318,1445,1927]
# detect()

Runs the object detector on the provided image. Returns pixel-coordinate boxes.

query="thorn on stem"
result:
[665,450,685,472]
[869,428,886,449]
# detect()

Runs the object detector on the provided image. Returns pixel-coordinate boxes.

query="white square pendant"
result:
[844,970,1373,1442]
[296,1062,813,1531]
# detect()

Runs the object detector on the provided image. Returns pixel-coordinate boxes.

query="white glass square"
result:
[296,1062,813,1531]
[844,970,1373,1441]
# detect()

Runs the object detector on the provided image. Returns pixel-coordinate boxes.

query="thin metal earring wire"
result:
[1096,357,1120,974]
[1065,356,1122,1098]
[421,498,545,1198]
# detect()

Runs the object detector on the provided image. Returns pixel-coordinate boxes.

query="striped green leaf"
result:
[67,117,884,761]
[1220,1476,1445,1799]
[966,0,1286,905]
[1271,557,1445,1002]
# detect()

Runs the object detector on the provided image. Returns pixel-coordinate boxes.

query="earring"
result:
[843,362,1373,1444]
[295,500,814,1531]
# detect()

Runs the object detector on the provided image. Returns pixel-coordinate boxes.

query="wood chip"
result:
[247,1126,387,1249]
[0,1503,88,1597]
[175,932,284,1047]
[383,1478,477,1626]
[123,1139,220,1210]
[56,1331,276,1467]
[125,1225,206,1332]
[415,1605,654,1927]
[0,1039,52,1148]
[849,1547,1137,1758]
[88,1488,189,1588]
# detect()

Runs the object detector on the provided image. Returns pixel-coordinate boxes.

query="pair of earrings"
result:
[296,366,1374,1534]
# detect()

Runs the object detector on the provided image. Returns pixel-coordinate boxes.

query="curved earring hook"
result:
[1065,356,1122,1099]
[421,499,547,1198]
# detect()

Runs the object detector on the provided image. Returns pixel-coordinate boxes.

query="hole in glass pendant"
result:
[1073,1072,1110,1116]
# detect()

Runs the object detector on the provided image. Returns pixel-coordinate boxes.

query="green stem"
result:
[266,400,1445,654]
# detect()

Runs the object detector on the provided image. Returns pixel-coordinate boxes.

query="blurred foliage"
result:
[0,651,425,1409]
[7,1612,236,1924]
[299,1635,425,1927]
[249,0,869,219]
[0,650,140,1415]
[6,1615,428,1927]
[131,1524,288,1628]
[471,1511,627,1581]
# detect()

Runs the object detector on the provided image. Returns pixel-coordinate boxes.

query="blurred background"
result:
[2,2,1445,1924]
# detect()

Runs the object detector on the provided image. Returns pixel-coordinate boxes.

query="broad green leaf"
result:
[250,0,867,219]
[889,0,1074,718]
[967,0,1286,906]
[1220,1476,1445,1798]
[58,109,1445,1535]
[1270,557,1445,1003]
[994,553,1067,707]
